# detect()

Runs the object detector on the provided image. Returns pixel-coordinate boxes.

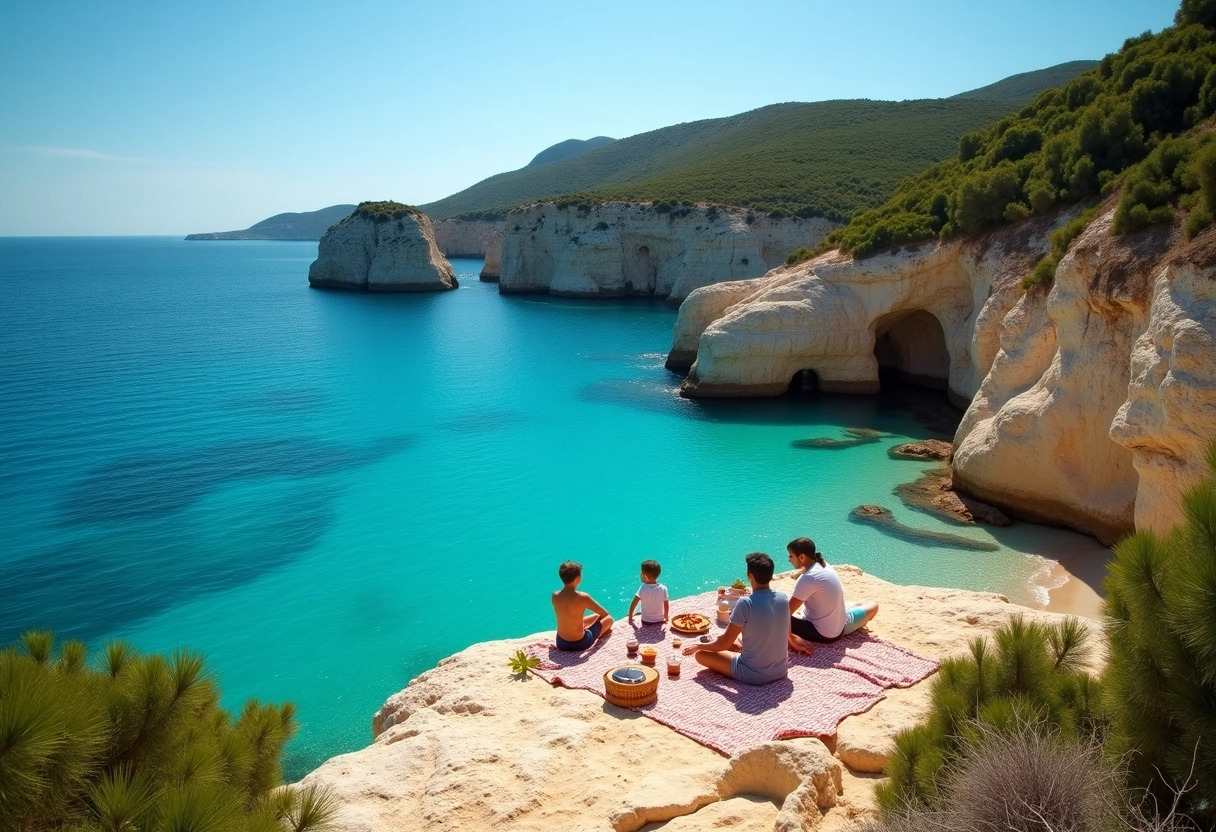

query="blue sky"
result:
[0,0,1180,235]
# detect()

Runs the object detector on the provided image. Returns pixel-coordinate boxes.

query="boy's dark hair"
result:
[787,537,826,568]
[745,552,774,584]
[640,559,661,578]
[558,560,582,584]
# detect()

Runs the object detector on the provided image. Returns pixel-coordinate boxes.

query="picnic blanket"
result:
[526,591,937,757]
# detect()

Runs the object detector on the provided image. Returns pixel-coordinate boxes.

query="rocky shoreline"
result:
[297,566,1104,832]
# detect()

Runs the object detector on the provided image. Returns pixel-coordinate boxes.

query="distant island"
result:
[185,204,355,241]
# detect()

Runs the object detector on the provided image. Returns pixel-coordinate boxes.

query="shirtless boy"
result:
[552,560,616,651]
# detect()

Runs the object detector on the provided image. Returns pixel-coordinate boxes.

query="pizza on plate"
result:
[670,613,711,633]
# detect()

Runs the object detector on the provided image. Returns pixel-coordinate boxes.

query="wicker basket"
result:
[603,664,659,707]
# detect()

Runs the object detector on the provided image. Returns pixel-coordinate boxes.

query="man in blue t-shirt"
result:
[682,552,790,685]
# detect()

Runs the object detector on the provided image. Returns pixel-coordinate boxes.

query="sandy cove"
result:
[297,565,1106,832]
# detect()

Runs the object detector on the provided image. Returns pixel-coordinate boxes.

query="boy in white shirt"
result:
[627,559,669,625]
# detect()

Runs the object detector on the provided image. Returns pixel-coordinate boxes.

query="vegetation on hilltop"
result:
[949,59,1099,103]
[353,200,420,223]
[420,63,1093,222]
[527,136,616,167]
[814,4,1216,264]
[0,632,335,831]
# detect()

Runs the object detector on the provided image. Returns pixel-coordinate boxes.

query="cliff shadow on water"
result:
[582,371,963,436]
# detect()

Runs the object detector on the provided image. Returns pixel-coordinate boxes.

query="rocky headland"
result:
[298,567,1102,832]
[308,204,457,292]
[498,202,837,304]
[668,205,1216,542]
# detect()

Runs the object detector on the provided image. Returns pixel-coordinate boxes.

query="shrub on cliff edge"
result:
[874,615,1102,816]
[1103,441,1216,826]
[0,632,336,832]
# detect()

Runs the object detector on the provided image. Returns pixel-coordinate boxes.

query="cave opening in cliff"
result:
[873,309,950,393]
[787,369,820,397]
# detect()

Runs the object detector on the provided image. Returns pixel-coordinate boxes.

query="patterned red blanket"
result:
[526,590,937,756]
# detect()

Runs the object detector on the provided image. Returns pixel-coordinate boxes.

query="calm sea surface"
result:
[0,237,1099,777]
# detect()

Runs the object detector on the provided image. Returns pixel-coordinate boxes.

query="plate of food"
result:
[669,612,711,635]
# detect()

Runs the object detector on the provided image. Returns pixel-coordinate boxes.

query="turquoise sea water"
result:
[0,237,1099,778]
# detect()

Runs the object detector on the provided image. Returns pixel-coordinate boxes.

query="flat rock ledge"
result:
[298,567,1102,832]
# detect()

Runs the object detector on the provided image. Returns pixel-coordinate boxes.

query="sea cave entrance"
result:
[623,243,657,294]
[873,309,950,392]
[787,368,820,397]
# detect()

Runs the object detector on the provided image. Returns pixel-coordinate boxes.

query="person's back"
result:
[733,587,791,684]
[551,559,614,651]
[794,562,847,639]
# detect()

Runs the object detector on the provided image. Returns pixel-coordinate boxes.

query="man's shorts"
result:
[790,607,867,643]
[555,620,602,651]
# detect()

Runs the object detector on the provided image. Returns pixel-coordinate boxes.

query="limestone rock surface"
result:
[480,230,503,281]
[431,218,505,259]
[308,209,456,292]
[671,207,1216,541]
[298,568,1099,832]
[498,202,837,304]
[1110,259,1216,534]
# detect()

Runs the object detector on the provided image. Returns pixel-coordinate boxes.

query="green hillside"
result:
[815,5,1216,265]
[950,60,1099,102]
[528,136,616,166]
[419,62,1095,222]
[185,204,355,240]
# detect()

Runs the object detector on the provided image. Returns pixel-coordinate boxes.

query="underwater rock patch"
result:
[849,504,999,552]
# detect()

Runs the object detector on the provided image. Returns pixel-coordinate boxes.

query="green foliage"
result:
[507,650,540,675]
[786,246,815,265]
[419,97,1055,221]
[869,725,1128,832]
[874,616,1102,816]
[353,201,418,223]
[1103,441,1216,825]
[822,18,1216,259]
[0,633,336,832]
[1021,204,1102,290]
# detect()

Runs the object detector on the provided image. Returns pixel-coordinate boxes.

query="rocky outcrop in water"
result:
[498,202,837,304]
[480,230,503,282]
[667,207,1216,542]
[308,206,456,292]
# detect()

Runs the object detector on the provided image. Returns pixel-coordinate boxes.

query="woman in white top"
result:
[786,537,878,655]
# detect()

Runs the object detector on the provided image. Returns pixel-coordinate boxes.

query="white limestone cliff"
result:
[480,230,503,281]
[308,208,457,292]
[298,568,1099,832]
[669,208,1216,541]
[498,202,837,304]
[431,218,505,259]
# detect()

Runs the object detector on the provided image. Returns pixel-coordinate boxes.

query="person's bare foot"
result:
[788,635,815,656]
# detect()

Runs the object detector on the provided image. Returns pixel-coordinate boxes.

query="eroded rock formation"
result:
[308,209,457,292]
[498,202,837,304]
[669,207,1216,541]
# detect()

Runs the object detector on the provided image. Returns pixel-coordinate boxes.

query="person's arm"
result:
[627,595,640,622]
[789,595,804,615]
[684,622,743,655]
[663,598,669,623]
[584,592,610,620]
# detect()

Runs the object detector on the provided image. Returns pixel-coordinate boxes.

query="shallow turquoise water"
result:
[0,237,1097,777]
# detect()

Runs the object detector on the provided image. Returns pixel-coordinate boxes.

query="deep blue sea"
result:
[0,237,1101,777]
